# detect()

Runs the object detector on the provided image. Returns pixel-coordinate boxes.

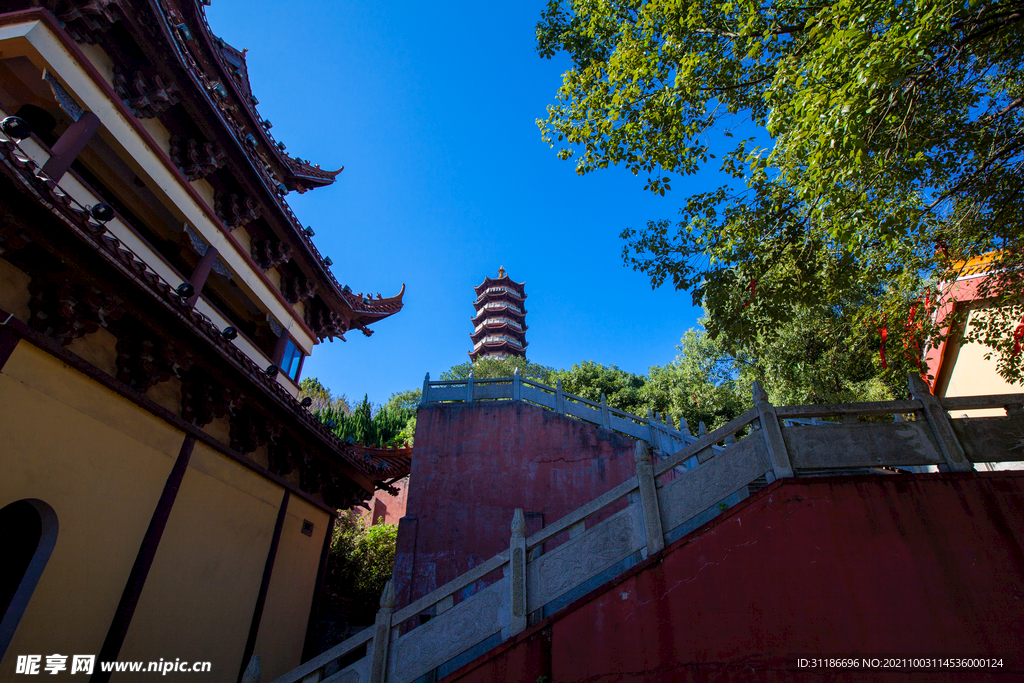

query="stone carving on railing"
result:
[269,376,1024,683]
[112,66,179,119]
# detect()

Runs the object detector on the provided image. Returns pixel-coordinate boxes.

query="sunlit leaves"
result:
[538,0,1024,381]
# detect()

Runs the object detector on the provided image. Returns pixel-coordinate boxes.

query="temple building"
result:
[0,2,408,681]
[469,267,527,361]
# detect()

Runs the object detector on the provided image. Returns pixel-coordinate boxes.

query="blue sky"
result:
[207,1,712,404]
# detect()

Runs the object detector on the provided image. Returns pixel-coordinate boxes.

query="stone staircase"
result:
[271,375,1024,683]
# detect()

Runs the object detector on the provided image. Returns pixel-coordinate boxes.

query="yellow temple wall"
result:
[117,442,281,677]
[255,497,331,681]
[0,340,324,681]
[0,342,180,671]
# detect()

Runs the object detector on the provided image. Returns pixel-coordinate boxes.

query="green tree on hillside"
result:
[299,377,351,415]
[441,356,555,382]
[324,512,398,627]
[550,361,648,414]
[537,0,1024,381]
[317,395,415,448]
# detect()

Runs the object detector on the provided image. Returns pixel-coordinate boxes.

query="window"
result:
[279,337,304,382]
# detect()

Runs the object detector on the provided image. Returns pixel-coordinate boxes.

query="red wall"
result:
[444,472,1024,682]
[394,401,638,608]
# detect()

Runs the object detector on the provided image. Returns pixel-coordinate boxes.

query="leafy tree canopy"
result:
[299,377,351,415]
[550,361,649,414]
[324,512,398,626]
[317,394,414,448]
[441,356,555,382]
[537,0,1024,380]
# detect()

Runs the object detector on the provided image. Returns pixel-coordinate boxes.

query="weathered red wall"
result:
[394,401,638,608]
[357,475,408,527]
[443,472,1024,682]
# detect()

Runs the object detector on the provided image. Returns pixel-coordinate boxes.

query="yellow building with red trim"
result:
[0,4,408,681]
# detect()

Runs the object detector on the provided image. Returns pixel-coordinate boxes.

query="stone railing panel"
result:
[324,655,369,683]
[658,434,770,536]
[562,398,604,424]
[526,503,643,612]
[473,383,509,401]
[609,414,652,441]
[388,577,509,683]
[783,421,944,470]
[426,385,466,402]
[950,414,1024,463]
[521,383,556,410]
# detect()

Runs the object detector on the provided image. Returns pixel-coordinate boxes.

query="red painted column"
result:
[41,111,100,182]
[185,246,219,307]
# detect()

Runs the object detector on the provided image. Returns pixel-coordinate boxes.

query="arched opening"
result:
[0,499,58,661]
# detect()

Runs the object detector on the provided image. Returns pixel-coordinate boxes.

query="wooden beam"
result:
[90,435,195,683]
[41,111,100,182]
[237,490,290,683]
[186,246,219,307]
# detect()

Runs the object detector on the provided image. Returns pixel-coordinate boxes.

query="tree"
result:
[299,377,351,415]
[324,511,398,626]
[384,389,421,446]
[441,356,555,382]
[537,0,1024,381]
[550,361,649,414]
[643,327,753,431]
[644,311,895,429]
[317,394,415,448]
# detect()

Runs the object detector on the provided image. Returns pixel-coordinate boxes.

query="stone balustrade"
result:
[271,375,1024,683]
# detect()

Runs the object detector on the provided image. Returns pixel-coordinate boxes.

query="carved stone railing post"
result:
[368,581,396,683]
[509,508,527,637]
[908,373,972,472]
[696,421,714,463]
[600,393,611,429]
[555,379,565,414]
[420,372,430,406]
[634,442,665,555]
[753,382,795,479]
[466,370,475,403]
[646,409,658,448]
[512,367,522,402]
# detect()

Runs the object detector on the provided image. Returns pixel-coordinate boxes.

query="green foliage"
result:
[537,0,1024,381]
[317,394,415,447]
[643,327,754,430]
[441,357,555,382]
[384,389,421,446]
[299,377,351,415]
[550,361,648,414]
[325,512,398,626]
[645,312,894,429]
[385,389,422,412]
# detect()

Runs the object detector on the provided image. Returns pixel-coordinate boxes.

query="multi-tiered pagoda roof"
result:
[470,267,528,361]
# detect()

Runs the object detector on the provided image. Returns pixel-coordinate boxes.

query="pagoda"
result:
[470,267,528,360]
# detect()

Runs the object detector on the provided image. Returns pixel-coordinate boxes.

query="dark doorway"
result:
[0,499,58,661]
